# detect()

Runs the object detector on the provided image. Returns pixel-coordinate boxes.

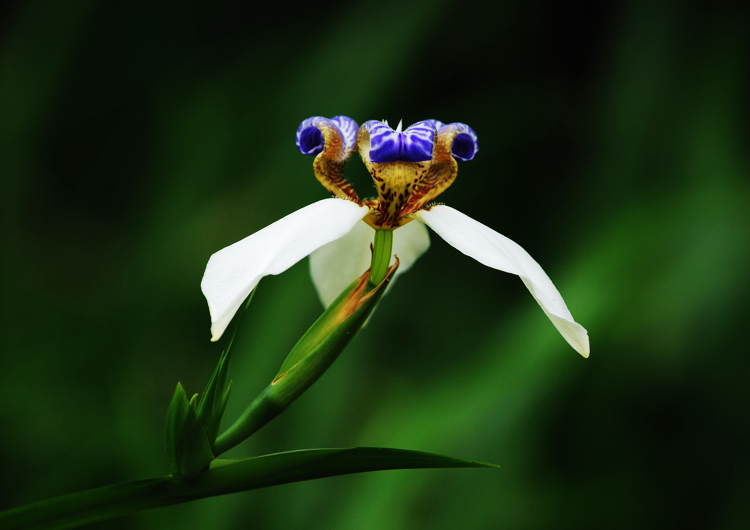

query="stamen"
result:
[395,120,403,133]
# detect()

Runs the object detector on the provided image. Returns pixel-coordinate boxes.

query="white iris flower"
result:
[201,116,589,357]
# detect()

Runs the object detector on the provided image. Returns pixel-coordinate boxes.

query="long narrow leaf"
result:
[196,447,496,495]
[0,447,496,529]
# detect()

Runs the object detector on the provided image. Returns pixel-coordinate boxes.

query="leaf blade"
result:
[192,447,496,496]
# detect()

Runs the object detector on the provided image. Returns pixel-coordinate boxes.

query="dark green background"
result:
[2,1,749,528]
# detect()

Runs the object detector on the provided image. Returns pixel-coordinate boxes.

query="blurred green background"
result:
[2,0,749,528]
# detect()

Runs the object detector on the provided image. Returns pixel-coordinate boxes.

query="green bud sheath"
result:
[213,260,399,455]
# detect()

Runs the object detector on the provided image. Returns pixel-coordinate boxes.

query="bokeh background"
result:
[2,1,749,528]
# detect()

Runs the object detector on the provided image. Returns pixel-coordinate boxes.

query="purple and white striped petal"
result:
[330,116,359,153]
[295,116,359,159]
[361,120,400,162]
[402,120,437,162]
[362,120,436,163]
[438,122,478,161]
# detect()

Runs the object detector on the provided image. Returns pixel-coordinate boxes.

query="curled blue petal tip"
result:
[440,123,478,161]
[295,116,360,157]
[296,117,326,156]
[452,132,477,161]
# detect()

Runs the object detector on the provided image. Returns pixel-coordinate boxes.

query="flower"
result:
[201,116,589,357]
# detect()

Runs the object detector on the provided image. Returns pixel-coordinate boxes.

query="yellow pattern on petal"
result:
[312,121,360,202]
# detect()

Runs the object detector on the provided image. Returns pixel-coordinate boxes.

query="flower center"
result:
[368,159,431,227]
[295,117,479,230]
[357,121,435,228]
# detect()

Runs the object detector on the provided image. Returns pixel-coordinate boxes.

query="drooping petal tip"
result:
[415,205,587,357]
[531,292,590,358]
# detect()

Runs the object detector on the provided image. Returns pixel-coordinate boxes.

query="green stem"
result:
[369,229,393,286]
[212,388,283,455]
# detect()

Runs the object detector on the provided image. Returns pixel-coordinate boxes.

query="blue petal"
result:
[439,123,478,161]
[363,121,401,163]
[296,116,326,156]
[400,121,435,162]
[364,120,436,163]
[295,116,360,157]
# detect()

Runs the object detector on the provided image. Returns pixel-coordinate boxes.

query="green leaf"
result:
[195,287,255,446]
[195,347,230,431]
[0,447,495,529]
[164,383,215,478]
[205,380,232,444]
[198,447,497,494]
[164,382,187,471]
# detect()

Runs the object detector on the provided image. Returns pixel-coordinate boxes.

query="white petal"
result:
[391,218,431,273]
[201,198,368,341]
[309,221,373,308]
[309,219,431,307]
[416,206,590,357]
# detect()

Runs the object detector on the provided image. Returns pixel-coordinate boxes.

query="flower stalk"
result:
[369,229,393,286]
